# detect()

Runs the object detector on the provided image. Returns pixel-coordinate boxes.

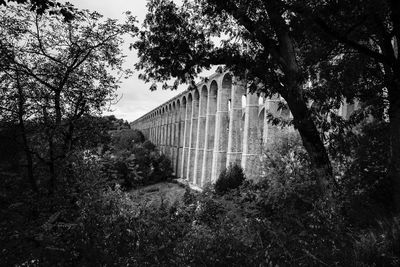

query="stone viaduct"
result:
[130,71,356,188]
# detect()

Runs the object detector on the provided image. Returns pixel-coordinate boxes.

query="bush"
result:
[259,131,320,212]
[99,151,144,189]
[214,163,245,195]
[354,216,400,266]
[105,133,173,189]
[143,140,156,151]
[131,143,173,185]
[3,139,398,266]
[0,123,22,171]
[229,131,354,265]
[5,118,398,266]
[111,129,145,150]
[339,121,394,225]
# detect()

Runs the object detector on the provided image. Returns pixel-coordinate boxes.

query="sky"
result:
[63,0,207,122]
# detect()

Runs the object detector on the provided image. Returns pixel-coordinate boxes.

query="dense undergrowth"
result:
[102,129,173,189]
[1,124,399,266]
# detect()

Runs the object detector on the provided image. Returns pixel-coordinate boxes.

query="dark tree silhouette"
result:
[0,5,137,192]
[290,0,400,211]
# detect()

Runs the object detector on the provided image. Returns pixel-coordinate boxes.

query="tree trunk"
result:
[271,17,335,198]
[282,82,335,198]
[16,74,37,192]
[54,90,62,125]
[387,68,400,212]
[19,118,37,193]
[47,134,56,195]
[64,121,74,153]
[42,104,57,194]
[389,0,400,212]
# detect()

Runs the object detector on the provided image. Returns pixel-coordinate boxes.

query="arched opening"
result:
[187,89,200,182]
[161,107,165,150]
[200,85,208,116]
[211,73,231,182]
[178,97,186,178]
[208,81,218,150]
[182,93,192,180]
[167,103,172,156]
[193,85,208,185]
[222,73,232,107]
[174,100,181,175]
[222,73,232,134]
[202,80,218,185]
[242,95,247,109]
[169,102,176,168]
[258,108,265,152]
[241,112,246,132]
[258,95,264,106]
[280,100,291,118]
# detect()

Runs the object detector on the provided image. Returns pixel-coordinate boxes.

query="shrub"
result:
[111,129,145,150]
[233,131,354,265]
[150,154,173,182]
[354,216,400,266]
[4,140,397,267]
[131,143,173,185]
[0,123,22,171]
[143,140,156,151]
[102,136,173,189]
[339,121,394,225]
[214,163,245,195]
[259,131,320,212]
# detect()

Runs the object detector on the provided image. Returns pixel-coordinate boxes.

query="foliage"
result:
[338,121,394,226]
[129,141,173,186]
[228,131,350,265]
[0,5,137,192]
[0,0,74,20]
[0,149,108,266]
[214,163,245,195]
[70,115,114,150]
[354,217,400,266]
[1,132,399,266]
[133,0,400,208]
[258,131,320,212]
[239,129,399,266]
[0,122,23,170]
[1,0,399,265]
[143,139,157,151]
[111,129,145,151]
[303,0,400,208]
[99,130,173,190]
[133,0,357,197]
[0,115,119,194]
[100,151,143,189]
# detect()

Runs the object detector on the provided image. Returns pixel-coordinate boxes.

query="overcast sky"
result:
[63,0,209,122]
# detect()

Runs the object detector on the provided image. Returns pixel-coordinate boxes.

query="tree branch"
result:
[34,14,64,65]
[211,0,283,65]
[286,3,394,65]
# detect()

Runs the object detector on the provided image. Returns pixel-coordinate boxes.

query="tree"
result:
[71,115,114,150]
[289,0,400,211]
[133,0,342,198]
[0,0,74,20]
[111,129,145,151]
[0,70,38,191]
[215,163,245,195]
[0,4,137,192]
